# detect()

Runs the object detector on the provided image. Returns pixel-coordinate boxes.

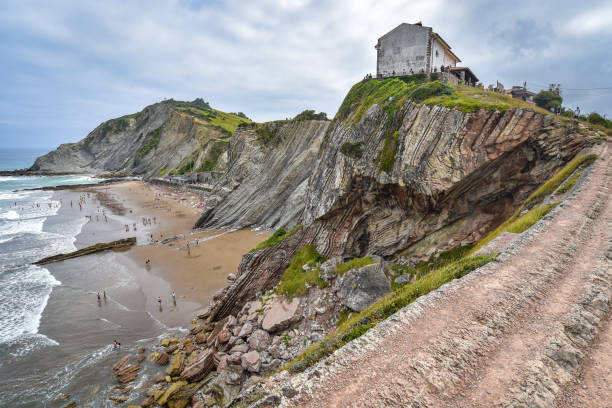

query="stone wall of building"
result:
[376,23,432,77]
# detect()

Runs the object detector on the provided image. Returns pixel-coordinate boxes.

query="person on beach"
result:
[172,291,176,304]
[97,292,101,307]
[103,290,107,302]
[113,340,120,350]
[186,243,191,256]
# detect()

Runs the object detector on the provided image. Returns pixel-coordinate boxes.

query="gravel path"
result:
[270,142,611,408]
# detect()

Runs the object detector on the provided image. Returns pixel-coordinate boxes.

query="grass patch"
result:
[285,254,494,373]
[470,203,559,254]
[157,165,168,177]
[379,129,400,173]
[556,172,581,195]
[334,256,377,276]
[423,84,551,114]
[249,225,303,252]
[196,139,228,172]
[169,149,200,175]
[136,126,162,157]
[277,245,327,299]
[335,78,410,123]
[469,153,598,255]
[523,154,598,208]
[336,308,353,327]
[340,142,364,159]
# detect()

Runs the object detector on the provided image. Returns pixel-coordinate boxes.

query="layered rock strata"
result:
[210,104,587,320]
[194,119,330,230]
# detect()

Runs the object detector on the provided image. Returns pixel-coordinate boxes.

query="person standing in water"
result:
[103,290,107,303]
[172,291,176,305]
[97,292,101,307]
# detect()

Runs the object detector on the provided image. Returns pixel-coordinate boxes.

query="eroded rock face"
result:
[30,99,237,177]
[261,297,301,333]
[209,104,586,321]
[336,263,390,312]
[194,119,330,230]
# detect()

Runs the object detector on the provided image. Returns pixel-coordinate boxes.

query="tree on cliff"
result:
[534,90,563,111]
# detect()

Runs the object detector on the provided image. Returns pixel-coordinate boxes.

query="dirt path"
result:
[272,142,611,408]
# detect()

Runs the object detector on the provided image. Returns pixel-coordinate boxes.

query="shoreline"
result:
[52,180,269,325]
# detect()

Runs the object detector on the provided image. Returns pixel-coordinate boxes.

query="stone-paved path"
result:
[272,142,611,408]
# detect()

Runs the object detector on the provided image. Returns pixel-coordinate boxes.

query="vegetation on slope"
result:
[469,153,598,255]
[335,256,377,276]
[340,142,364,159]
[249,225,303,252]
[555,171,582,195]
[285,254,494,373]
[277,245,327,299]
[136,126,162,157]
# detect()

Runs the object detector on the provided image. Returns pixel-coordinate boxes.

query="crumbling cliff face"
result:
[210,100,587,320]
[30,99,246,178]
[194,119,330,230]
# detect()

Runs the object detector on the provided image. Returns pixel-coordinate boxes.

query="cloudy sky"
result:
[1,0,611,148]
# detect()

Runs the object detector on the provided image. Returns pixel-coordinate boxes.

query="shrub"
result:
[340,142,364,159]
[293,110,329,121]
[534,90,562,111]
[335,256,377,276]
[249,225,303,252]
[405,81,454,102]
[277,245,327,299]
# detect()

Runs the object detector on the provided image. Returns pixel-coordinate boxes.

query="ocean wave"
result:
[0,264,61,344]
[0,236,13,244]
[0,210,19,220]
[5,332,59,358]
[0,217,45,238]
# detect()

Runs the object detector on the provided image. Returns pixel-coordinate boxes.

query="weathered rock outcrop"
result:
[30,99,248,178]
[194,119,330,230]
[210,100,587,320]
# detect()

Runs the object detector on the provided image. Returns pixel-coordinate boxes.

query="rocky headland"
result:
[27,76,611,407]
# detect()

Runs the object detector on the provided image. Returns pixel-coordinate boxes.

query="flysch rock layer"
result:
[30,99,234,178]
[195,119,330,230]
[210,103,587,321]
[253,141,611,408]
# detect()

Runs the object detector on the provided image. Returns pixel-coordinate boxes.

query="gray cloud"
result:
[0,0,610,148]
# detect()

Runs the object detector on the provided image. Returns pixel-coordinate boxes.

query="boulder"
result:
[337,263,390,312]
[141,396,154,407]
[161,339,170,347]
[208,364,245,408]
[195,332,207,344]
[395,274,411,285]
[227,273,236,281]
[153,373,165,383]
[217,329,232,344]
[190,325,203,335]
[112,356,130,371]
[155,352,170,365]
[229,344,249,354]
[247,329,271,351]
[241,350,261,372]
[180,350,214,382]
[115,364,141,384]
[227,353,242,364]
[216,355,228,373]
[237,322,254,338]
[166,353,185,376]
[261,297,301,333]
[157,380,187,405]
[185,345,196,356]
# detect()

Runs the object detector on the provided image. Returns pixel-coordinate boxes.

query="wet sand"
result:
[67,180,269,324]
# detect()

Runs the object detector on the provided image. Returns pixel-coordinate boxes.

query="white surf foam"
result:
[0,210,19,220]
[0,265,61,344]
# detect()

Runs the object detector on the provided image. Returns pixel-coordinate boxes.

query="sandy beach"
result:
[68,180,269,325]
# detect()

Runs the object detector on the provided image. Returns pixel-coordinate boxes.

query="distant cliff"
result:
[208,78,590,319]
[194,118,330,230]
[30,99,250,178]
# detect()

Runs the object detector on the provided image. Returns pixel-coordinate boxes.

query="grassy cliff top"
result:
[335,76,551,122]
[170,99,252,136]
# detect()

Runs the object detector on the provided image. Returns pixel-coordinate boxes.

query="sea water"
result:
[0,154,191,407]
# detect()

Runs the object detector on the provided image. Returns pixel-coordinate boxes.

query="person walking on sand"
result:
[172,291,176,304]
[157,296,162,306]
[186,243,191,256]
